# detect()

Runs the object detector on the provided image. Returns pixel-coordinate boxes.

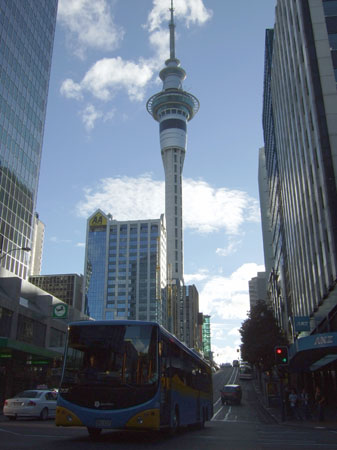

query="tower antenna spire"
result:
[169,0,175,60]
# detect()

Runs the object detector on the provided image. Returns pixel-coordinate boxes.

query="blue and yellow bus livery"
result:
[56,320,213,437]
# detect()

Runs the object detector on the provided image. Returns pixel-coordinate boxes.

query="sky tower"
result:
[146,0,199,282]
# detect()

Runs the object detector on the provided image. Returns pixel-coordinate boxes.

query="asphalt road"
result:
[1,368,337,449]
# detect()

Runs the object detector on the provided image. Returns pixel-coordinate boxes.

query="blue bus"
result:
[56,320,213,437]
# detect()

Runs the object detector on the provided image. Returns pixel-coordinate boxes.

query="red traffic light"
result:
[274,346,288,365]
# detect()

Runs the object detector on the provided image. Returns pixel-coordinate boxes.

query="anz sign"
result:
[314,335,334,346]
[294,332,337,353]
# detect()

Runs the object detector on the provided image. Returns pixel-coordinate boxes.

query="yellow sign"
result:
[89,212,107,227]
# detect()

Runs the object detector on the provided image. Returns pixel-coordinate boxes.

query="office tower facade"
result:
[258,147,274,281]
[147,2,199,282]
[202,315,211,361]
[83,210,167,323]
[0,0,58,278]
[261,27,289,331]
[248,272,267,309]
[29,273,84,311]
[261,0,337,346]
[177,284,199,349]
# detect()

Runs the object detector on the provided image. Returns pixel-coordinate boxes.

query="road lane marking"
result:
[224,406,232,421]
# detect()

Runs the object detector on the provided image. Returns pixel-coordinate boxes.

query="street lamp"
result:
[0,246,31,261]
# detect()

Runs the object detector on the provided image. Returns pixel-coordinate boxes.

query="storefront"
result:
[0,337,63,406]
[287,332,337,403]
[289,332,337,372]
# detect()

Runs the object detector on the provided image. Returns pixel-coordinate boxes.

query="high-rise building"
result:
[261,0,337,371]
[146,1,199,283]
[83,210,167,323]
[29,273,84,311]
[177,284,199,349]
[0,0,58,279]
[202,315,211,361]
[248,272,267,309]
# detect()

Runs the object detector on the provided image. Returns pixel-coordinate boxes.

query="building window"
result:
[49,328,65,347]
[0,306,13,337]
[16,315,46,347]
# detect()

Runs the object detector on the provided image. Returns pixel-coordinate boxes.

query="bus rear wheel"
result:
[199,408,206,429]
[169,408,179,435]
[87,427,102,439]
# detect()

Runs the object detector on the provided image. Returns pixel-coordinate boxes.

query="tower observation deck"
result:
[146,0,199,282]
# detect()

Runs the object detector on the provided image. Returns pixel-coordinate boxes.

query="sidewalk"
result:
[254,380,337,431]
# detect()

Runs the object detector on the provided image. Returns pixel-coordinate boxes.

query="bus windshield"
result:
[59,324,158,409]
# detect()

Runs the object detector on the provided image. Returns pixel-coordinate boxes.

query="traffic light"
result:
[274,346,288,365]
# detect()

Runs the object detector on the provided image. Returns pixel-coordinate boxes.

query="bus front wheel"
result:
[199,408,206,429]
[170,407,179,434]
[87,427,102,439]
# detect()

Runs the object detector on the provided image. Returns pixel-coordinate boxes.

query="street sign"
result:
[294,316,310,332]
[52,303,68,319]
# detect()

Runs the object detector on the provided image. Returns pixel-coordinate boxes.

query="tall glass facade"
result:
[261,0,337,340]
[261,28,290,331]
[84,211,167,324]
[0,0,58,278]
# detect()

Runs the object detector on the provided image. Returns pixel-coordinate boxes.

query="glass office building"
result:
[0,0,58,278]
[84,210,167,324]
[261,0,337,337]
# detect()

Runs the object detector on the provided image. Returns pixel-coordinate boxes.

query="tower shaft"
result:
[147,1,199,282]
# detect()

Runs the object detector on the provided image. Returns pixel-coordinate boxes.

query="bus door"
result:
[159,337,171,426]
[196,368,201,422]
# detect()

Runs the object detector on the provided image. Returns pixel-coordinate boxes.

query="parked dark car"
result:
[220,384,242,405]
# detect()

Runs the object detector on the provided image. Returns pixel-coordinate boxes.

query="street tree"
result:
[239,300,287,371]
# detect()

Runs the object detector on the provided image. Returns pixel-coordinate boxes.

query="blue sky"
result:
[37,0,276,364]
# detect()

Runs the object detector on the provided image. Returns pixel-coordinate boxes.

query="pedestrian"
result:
[288,389,301,420]
[314,386,325,421]
[299,388,311,420]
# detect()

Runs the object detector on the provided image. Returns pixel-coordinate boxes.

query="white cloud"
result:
[50,237,72,244]
[103,109,116,122]
[212,344,239,365]
[76,242,85,248]
[146,0,212,33]
[76,175,260,234]
[59,1,213,128]
[60,79,83,100]
[183,180,260,234]
[77,175,164,221]
[228,327,240,336]
[184,269,209,284]
[198,263,265,319]
[81,104,103,130]
[216,237,242,256]
[57,0,124,59]
[60,57,154,103]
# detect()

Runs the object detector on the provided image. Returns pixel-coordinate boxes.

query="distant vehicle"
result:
[232,360,239,367]
[239,361,250,367]
[220,384,242,405]
[3,389,57,420]
[239,364,253,380]
[56,320,213,437]
[220,362,232,368]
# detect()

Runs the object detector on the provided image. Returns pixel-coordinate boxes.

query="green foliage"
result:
[239,300,287,371]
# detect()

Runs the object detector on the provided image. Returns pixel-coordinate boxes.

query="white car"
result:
[3,389,57,420]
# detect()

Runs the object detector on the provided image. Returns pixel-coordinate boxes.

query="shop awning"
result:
[288,332,337,371]
[0,337,62,360]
